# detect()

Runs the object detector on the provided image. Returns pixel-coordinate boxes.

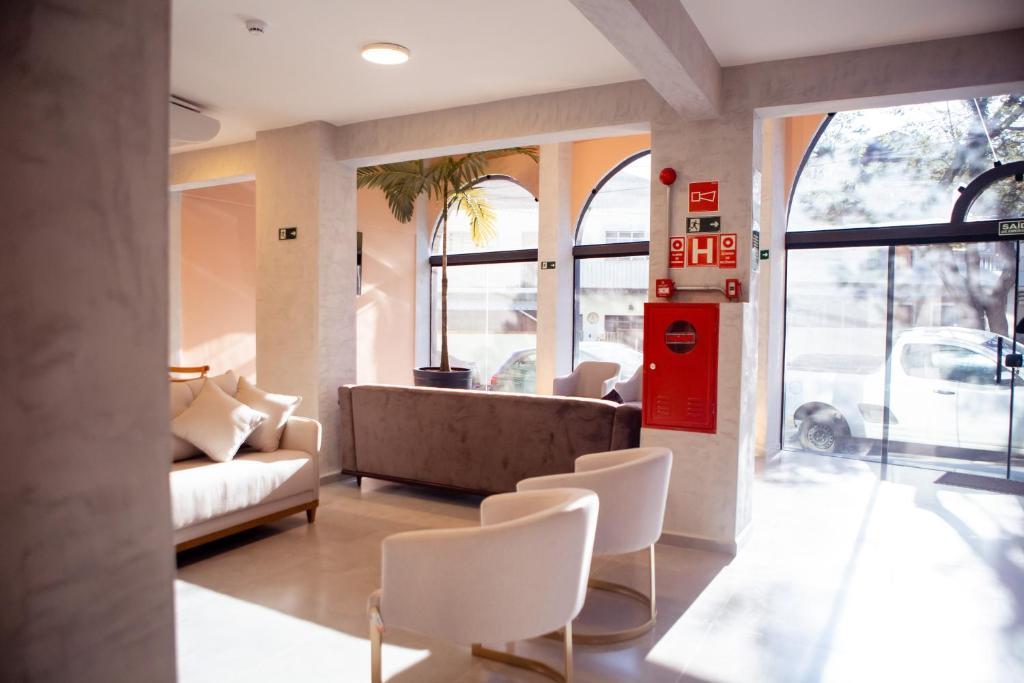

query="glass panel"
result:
[783,246,889,460]
[884,243,1015,477]
[431,178,538,255]
[789,94,1024,231]
[966,176,1024,221]
[574,256,647,381]
[431,262,537,393]
[576,153,651,245]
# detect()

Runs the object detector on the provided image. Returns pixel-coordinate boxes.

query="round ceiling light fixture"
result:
[361,42,410,65]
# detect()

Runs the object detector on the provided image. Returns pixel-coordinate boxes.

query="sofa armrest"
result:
[280,416,322,458]
[610,403,642,451]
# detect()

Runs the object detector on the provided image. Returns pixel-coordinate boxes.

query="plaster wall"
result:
[256,122,357,476]
[179,182,257,379]
[0,0,176,679]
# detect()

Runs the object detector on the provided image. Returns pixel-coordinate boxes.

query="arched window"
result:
[430,176,539,392]
[573,151,650,382]
[782,93,1024,480]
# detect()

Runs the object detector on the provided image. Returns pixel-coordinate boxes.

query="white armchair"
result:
[612,365,643,404]
[552,361,621,399]
[517,447,673,644]
[368,488,599,683]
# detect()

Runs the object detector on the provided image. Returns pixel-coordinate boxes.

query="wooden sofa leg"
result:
[306,504,318,523]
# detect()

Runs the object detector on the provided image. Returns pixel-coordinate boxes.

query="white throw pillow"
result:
[186,370,238,399]
[235,377,302,452]
[172,380,267,462]
[170,382,200,461]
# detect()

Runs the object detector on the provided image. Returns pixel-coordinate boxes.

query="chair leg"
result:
[370,608,383,683]
[549,544,657,645]
[563,621,573,683]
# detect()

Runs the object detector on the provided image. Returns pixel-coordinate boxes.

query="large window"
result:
[783,94,1024,480]
[430,176,538,392]
[573,151,650,382]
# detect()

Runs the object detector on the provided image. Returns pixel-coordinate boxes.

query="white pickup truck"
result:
[786,327,1023,454]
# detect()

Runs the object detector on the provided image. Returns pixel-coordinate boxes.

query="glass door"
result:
[783,239,1024,480]
[883,242,1018,478]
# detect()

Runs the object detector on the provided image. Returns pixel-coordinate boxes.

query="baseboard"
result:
[658,531,737,556]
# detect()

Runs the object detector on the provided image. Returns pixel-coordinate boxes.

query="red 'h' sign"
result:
[686,235,718,267]
[688,181,719,212]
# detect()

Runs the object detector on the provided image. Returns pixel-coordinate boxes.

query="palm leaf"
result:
[453,187,497,247]
[356,160,430,223]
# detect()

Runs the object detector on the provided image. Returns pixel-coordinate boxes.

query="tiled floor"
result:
[176,452,1024,682]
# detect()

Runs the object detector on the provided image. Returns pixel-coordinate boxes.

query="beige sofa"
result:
[170,385,321,551]
[338,384,642,495]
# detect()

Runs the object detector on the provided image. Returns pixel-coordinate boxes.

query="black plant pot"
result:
[413,367,474,389]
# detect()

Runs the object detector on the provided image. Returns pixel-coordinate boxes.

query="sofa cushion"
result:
[172,380,266,462]
[170,449,316,530]
[236,377,302,452]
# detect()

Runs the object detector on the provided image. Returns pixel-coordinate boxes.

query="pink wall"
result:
[572,134,651,226]
[356,187,417,384]
[179,181,257,379]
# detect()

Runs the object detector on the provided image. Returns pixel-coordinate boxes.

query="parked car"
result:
[489,342,642,393]
[787,327,1024,455]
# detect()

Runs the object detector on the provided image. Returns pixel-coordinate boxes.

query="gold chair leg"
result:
[370,607,383,683]
[550,544,657,645]
[472,624,573,683]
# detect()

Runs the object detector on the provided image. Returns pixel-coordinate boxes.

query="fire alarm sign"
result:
[719,233,737,268]
[688,181,719,212]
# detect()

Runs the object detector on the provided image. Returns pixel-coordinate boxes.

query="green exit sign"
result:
[760,249,770,260]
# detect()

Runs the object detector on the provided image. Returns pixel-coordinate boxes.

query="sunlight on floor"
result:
[175,581,431,682]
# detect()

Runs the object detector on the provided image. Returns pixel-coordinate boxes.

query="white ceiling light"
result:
[361,42,410,65]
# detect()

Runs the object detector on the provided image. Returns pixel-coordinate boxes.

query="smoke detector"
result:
[245,19,268,35]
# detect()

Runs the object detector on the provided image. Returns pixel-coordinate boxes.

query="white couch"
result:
[169,375,321,551]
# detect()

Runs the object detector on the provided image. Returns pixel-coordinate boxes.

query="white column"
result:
[168,191,182,364]
[255,122,357,475]
[642,111,759,553]
[414,195,432,370]
[535,143,575,395]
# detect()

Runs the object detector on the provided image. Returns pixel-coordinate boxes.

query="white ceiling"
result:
[171,0,1024,152]
[682,0,1024,67]
[170,0,639,150]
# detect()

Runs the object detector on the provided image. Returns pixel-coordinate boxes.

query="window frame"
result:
[572,149,652,369]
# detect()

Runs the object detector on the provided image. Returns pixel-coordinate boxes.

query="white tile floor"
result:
[176,452,1024,682]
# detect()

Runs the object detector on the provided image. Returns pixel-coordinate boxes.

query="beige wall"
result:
[2,0,177,679]
[179,181,257,379]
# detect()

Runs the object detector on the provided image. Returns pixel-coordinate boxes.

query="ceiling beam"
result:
[570,0,721,119]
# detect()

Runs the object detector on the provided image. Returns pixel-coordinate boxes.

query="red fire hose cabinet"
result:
[643,303,719,433]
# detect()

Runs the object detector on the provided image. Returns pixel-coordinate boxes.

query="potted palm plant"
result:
[357,148,538,389]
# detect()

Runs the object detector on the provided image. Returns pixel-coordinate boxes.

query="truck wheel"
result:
[798,413,847,453]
